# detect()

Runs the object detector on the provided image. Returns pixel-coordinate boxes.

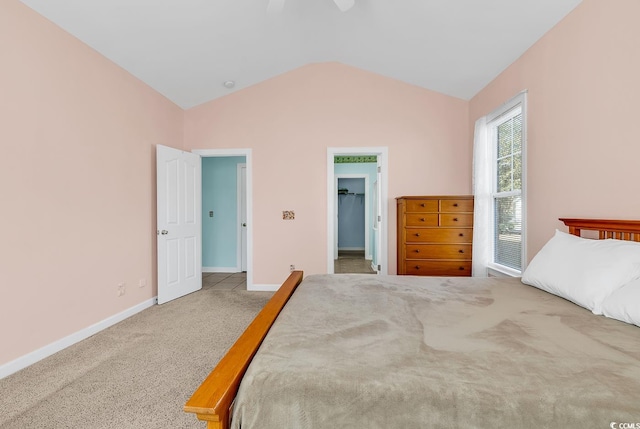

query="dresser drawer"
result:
[440,199,474,213]
[405,199,439,213]
[405,244,472,260]
[405,213,438,227]
[440,213,473,227]
[404,261,472,276]
[405,228,472,243]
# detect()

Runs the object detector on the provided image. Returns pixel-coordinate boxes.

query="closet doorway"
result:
[327,147,388,275]
[336,176,373,273]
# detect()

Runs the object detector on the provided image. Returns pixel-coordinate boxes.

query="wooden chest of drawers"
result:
[397,196,474,276]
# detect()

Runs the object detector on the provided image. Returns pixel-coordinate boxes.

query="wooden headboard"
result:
[560,218,640,242]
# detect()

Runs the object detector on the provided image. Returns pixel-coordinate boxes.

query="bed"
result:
[184,218,640,428]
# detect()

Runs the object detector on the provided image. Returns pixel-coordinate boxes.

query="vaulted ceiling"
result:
[19,0,582,109]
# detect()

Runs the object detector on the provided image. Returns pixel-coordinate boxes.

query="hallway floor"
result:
[202,271,247,290]
[334,250,377,274]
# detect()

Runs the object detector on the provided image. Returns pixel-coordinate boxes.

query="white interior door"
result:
[374,163,383,272]
[157,145,202,304]
[334,176,339,261]
[239,164,247,272]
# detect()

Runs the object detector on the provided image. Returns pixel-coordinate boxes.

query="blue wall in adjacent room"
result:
[202,156,246,270]
[338,177,366,249]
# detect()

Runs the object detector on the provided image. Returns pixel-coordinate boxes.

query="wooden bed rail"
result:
[560,218,640,241]
[184,270,304,429]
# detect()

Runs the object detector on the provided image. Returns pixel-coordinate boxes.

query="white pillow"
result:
[601,279,640,327]
[521,230,640,314]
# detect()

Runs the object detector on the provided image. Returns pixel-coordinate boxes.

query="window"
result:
[487,94,526,275]
[472,92,527,277]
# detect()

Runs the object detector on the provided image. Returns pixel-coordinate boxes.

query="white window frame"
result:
[486,92,527,277]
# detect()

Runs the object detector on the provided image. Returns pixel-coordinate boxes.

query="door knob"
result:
[161,230,169,235]
[242,223,247,227]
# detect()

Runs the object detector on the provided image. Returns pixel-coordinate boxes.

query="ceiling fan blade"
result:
[267,0,286,14]
[333,0,355,12]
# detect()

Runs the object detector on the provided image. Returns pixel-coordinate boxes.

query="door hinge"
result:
[377,215,382,222]
[377,166,381,173]
[377,264,381,271]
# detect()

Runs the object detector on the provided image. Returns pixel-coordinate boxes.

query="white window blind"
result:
[491,106,524,271]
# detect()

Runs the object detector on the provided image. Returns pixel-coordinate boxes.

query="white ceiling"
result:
[19,0,582,109]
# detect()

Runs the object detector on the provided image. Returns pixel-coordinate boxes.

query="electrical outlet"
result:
[290,264,295,272]
[117,282,126,297]
[138,278,147,288]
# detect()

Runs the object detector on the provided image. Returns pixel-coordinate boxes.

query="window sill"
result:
[487,264,521,278]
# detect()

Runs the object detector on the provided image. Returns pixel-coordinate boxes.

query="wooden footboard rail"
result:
[184,271,304,429]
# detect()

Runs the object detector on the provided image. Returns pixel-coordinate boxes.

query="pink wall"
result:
[185,63,470,284]
[469,0,640,263]
[0,1,184,366]
[6,0,631,373]
[7,0,633,371]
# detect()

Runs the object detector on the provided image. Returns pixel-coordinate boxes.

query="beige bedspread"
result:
[231,274,640,428]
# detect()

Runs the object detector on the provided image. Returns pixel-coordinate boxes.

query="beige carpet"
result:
[0,286,272,429]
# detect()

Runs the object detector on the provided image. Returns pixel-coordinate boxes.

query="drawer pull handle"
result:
[458,266,465,270]
[415,233,420,237]
[458,249,464,253]
[415,266,421,270]
[453,203,459,207]
[459,233,464,237]
[414,249,420,253]
[453,218,459,222]
[420,203,425,207]
[420,217,425,222]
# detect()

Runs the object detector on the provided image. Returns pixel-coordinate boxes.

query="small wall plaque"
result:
[282,211,295,220]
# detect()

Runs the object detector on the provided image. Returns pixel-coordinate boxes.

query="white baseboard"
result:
[248,283,279,292]
[338,247,365,251]
[0,297,157,379]
[202,267,241,273]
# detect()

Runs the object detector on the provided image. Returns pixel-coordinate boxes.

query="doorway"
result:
[194,149,254,289]
[335,176,375,274]
[327,147,388,275]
